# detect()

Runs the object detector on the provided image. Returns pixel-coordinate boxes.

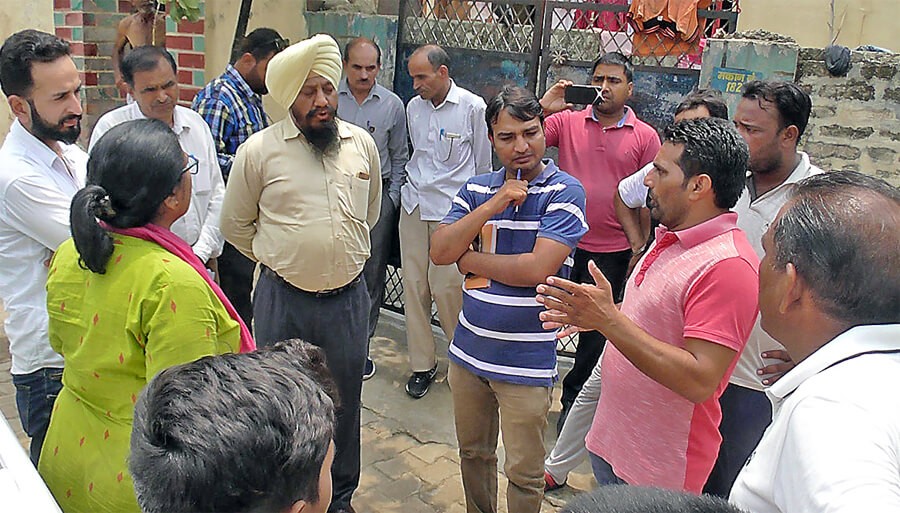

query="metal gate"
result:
[393,0,546,103]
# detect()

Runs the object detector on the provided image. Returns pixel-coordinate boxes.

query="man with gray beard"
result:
[220,34,381,513]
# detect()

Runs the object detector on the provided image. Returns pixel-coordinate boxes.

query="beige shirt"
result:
[221,117,381,292]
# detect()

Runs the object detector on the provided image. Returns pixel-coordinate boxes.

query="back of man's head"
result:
[0,29,71,98]
[663,117,749,209]
[741,80,812,144]
[130,339,336,513]
[675,89,729,120]
[561,485,745,513]
[772,170,900,327]
[231,27,286,64]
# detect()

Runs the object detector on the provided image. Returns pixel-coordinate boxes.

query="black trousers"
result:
[254,269,369,512]
[558,247,631,433]
[218,242,255,326]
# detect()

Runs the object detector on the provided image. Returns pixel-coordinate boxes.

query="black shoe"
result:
[362,358,376,381]
[405,365,438,399]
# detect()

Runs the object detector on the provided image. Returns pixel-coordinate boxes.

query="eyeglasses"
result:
[181,154,199,176]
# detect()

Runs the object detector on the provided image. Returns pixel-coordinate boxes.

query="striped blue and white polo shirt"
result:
[442,159,588,387]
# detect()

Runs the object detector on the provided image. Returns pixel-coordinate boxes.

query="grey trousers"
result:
[254,268,369,512]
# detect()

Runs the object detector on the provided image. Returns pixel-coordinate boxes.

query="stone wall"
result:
[796,47,900,185]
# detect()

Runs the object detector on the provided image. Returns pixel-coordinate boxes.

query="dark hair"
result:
[591,51,633,83]
[562,486,745,513]
[414,44,451,72]
[121,45,177,86]
[70,119,185,274]
[130,339,336,513]
[662,118,748,209]
[772,171,900,326]
[741,80,812,139]
[0,29,71,98]
[231,27,285,64]
[675,89,729,120]
[344,37,382,66]
[485,85,544,136]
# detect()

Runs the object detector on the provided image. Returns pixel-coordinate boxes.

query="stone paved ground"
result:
[0,305,594,512]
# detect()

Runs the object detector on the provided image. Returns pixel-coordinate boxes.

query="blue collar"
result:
[489,158,559,188]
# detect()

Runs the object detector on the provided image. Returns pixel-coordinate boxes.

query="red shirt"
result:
[585,212,760,492]
[544,107,660,253]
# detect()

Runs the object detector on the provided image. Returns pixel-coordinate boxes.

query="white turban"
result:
[265,33,343,110]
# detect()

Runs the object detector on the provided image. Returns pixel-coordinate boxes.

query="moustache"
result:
[305,106,336,120]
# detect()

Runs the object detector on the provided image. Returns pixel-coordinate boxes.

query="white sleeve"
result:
[618,162,653,209]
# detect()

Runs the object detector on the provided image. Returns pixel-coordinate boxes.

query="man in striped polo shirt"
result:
[431,86,587,513]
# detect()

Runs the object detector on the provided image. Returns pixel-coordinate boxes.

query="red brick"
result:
[176,20,204,34]
[83,43,98,57]
[118,1,132,13]
[177,69,193,84]
[178,52,205,69]
[179,87,199,103]
[83,72,98,86]
[70,42,85,56]
[65,12,83,26]
[55,27,73,40]
[54,0,71,10]
[166,35,194,50]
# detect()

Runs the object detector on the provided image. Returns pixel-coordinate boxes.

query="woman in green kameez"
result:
[37,119,255,512]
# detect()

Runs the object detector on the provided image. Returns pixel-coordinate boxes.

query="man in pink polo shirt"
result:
[539,52,661,431]
[537,117,759,492]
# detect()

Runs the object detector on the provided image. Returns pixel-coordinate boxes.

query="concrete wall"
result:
[737,0,899,51]
[796,47,900,185]
[205,0,307,123]
[0,2,54,138]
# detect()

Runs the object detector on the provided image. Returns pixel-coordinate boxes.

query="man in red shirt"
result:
[538,118,759,492]
[539,52,661,430]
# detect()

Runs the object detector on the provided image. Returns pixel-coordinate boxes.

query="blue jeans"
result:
[12,367,63,465]
[589,452,628,486]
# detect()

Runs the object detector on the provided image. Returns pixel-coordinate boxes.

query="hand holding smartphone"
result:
[564,85,602,105]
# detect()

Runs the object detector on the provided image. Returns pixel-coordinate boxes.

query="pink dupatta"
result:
[102,222,255,353]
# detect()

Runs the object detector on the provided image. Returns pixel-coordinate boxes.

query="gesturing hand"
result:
[536,260,618,337]
[757,350,795,386]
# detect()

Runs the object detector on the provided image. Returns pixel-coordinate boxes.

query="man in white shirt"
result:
[730,170,900,513]
[402,44,491,399]
[89,46,224,267]
[0,29,87,464]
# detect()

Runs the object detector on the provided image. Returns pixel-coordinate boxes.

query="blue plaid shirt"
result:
[192,65,269,181]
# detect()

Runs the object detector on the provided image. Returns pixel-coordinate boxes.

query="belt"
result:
[261,266,361,298]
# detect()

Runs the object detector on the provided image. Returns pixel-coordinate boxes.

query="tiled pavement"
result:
[0,306,595,512]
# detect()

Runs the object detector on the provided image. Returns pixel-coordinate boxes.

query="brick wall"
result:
[53,0,206,145]
[796,48,900,186]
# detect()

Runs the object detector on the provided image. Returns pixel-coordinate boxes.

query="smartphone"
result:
[565,85,601,105]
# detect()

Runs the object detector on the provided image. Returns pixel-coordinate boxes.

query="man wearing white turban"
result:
[220,33,382,513]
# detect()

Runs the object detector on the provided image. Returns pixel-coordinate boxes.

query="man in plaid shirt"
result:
[193,27,287,325]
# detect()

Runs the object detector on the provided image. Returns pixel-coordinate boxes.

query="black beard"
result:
[301,116,339,154]
[28,100,81,145]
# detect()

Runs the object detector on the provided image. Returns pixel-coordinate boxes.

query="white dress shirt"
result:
[729,152,823,391]
[617,161,652,208]
[89,103,225,261]
[730,324,900,513]
[0,120,87,375]
[403,80,491,221]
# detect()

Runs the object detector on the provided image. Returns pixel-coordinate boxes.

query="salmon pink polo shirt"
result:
[544,106,660,253]
[585,212,760,492]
